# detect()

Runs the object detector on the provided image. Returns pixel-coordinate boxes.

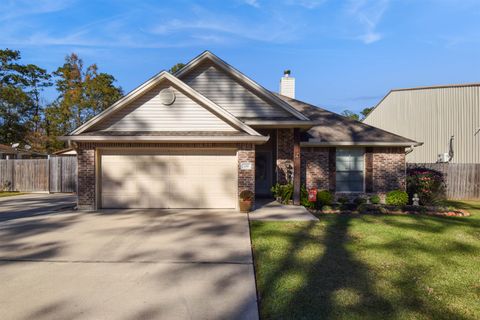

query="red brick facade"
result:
[76,139,405,210]
[301,147,330,190]
[301,146,406,195]
[77,147,96,210]
[237,145,256,206]
[75,142,255,210]
[276,128,294,184]
[371,147,406,192]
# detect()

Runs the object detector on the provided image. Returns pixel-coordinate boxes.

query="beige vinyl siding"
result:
[92,81,237,132]
[100,149,237,209]
[181,61,292,119]
[364,85,480,163]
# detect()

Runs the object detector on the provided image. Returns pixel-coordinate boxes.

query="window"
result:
[336,148,365,192]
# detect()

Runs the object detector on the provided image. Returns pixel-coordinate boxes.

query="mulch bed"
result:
[310,205,470,217]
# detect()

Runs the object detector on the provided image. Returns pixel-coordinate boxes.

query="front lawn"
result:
[0,191,24,198]
[251,201,480,320]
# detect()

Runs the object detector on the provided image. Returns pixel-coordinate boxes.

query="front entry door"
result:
[255,151,273,196]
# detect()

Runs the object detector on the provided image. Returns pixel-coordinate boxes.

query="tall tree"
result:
[45,53,123,151]
[169,62,185,74]
[360,107,374,119]
[341,109,360,121]
[22,64,52,132]
[0,49,35,145]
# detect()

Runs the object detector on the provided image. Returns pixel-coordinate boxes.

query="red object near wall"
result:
[308,188,317,202]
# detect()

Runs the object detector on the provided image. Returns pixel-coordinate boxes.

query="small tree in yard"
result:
[407,168,446,205]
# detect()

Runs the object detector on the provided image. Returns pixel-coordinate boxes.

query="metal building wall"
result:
[364,85,480,163]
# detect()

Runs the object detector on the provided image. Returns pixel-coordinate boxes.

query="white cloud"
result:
[244,0,260,8]
[347,0,390,44]
[285,0,327,9]
[149,14,300,44]
[0,0,75,22]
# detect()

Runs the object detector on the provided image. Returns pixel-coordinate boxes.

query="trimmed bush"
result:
[321,205,333,212]
[369,194,381,204]
[317,190,333,206]
[385,190,408,206]
[407,167,446,205]
[239,190,254,201]
[354,197,367,206]
[337,196,349,204]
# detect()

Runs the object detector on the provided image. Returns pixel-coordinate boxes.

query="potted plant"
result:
[239,190,254,213]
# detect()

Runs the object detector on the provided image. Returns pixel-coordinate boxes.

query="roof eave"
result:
[300,141,422,147]
[59,135,270,144]
[244,120,315,129]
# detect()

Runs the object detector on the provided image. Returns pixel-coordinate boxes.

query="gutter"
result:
[300,141,423,147]
[244,120,315,129]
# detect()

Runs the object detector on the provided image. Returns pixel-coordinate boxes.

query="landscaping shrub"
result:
[369,194,381,204]
[317,190,333,207]
[357,203,370,214]
[271,183,293,203]
[407,167,446,205]
[337,196,349,204]
[353,196,367,206]
[385,190,409,206]
[300,185,315,209]
[239,190,254,201]
[321,205,333,212]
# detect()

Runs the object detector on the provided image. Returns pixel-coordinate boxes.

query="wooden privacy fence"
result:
[408,163,480,200]
[0,157,77,193]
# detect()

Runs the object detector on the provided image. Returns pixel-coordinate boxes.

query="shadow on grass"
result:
[253,214,477,320]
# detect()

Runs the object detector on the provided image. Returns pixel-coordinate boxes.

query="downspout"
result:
[405,142,424,155]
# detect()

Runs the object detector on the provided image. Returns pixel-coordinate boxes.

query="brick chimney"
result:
[280,69,295,99]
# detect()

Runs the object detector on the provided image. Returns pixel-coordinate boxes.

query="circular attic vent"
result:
[159,88,176,105]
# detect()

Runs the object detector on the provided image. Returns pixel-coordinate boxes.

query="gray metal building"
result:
[364,84,480,163]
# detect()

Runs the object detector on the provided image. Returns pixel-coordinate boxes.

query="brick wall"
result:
[77,147,96,210]
[301,147,330,190]
[237,145,255,206]
[276,128,294,184]
[300,146,405,195]
[372,147,406,192]
[75,142,255,210]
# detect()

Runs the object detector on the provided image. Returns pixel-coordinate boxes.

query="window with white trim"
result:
[336,148,365,192]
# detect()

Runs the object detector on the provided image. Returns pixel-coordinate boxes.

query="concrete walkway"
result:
[249,199,318,221]
[0,208,258,320]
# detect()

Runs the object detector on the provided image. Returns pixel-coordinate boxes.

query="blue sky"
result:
[1,0,479,113]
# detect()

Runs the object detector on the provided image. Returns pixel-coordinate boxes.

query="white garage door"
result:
[101,149,237,209]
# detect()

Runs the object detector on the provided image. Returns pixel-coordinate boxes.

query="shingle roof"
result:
[274,93,418,145]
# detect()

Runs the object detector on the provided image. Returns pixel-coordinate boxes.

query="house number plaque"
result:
[240,162,253,170]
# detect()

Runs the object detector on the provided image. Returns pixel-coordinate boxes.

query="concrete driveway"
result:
[0,193,76,221]
[0,203,258,319]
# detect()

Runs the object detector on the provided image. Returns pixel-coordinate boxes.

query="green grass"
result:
[0,191,24,198]
[251,201,480,320]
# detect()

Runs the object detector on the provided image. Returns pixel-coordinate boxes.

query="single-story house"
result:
[52,147,77,156]
[61,51,419,210]
[0,144,47,159]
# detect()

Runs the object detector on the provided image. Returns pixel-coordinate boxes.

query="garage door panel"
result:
[101,150,237,209]
[102,195,140,209]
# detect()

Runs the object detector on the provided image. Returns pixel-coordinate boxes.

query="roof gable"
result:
[70,72,260,137]
[175,51,310,121]
[90,80,238,132]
